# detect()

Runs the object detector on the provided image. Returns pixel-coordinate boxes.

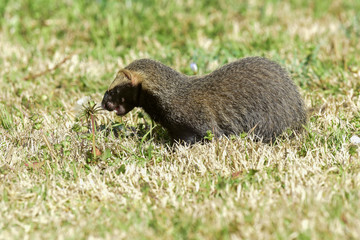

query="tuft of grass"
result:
[0,105,14,131]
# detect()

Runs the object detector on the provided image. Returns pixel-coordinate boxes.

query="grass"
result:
[1,0,360,239]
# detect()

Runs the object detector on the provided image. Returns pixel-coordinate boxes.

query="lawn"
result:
[1,0,360,239]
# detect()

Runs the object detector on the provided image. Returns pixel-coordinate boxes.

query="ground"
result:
[0,0,360,239]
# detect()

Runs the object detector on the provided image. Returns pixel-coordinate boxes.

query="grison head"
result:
[101,69,143,116]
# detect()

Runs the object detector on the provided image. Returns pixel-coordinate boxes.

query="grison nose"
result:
[101,91,111,110]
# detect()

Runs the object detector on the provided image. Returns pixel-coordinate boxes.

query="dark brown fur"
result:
[101,57,307,144]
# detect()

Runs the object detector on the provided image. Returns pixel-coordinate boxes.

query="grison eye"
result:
[121,97,125,103]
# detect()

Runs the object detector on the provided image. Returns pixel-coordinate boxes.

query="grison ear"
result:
[120,69,143,86]
[108,69,143,90]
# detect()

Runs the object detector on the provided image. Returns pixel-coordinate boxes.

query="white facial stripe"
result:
[108,78,123,91]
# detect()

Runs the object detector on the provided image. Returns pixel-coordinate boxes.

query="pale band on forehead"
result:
[108,69,143,91]
[108,69,129,90]
[108,77,123,91]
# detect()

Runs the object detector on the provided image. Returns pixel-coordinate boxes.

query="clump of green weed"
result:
[0,105,15,131]
[76,97,103,160]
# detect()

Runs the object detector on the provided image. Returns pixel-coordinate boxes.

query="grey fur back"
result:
[124,57,306,143]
